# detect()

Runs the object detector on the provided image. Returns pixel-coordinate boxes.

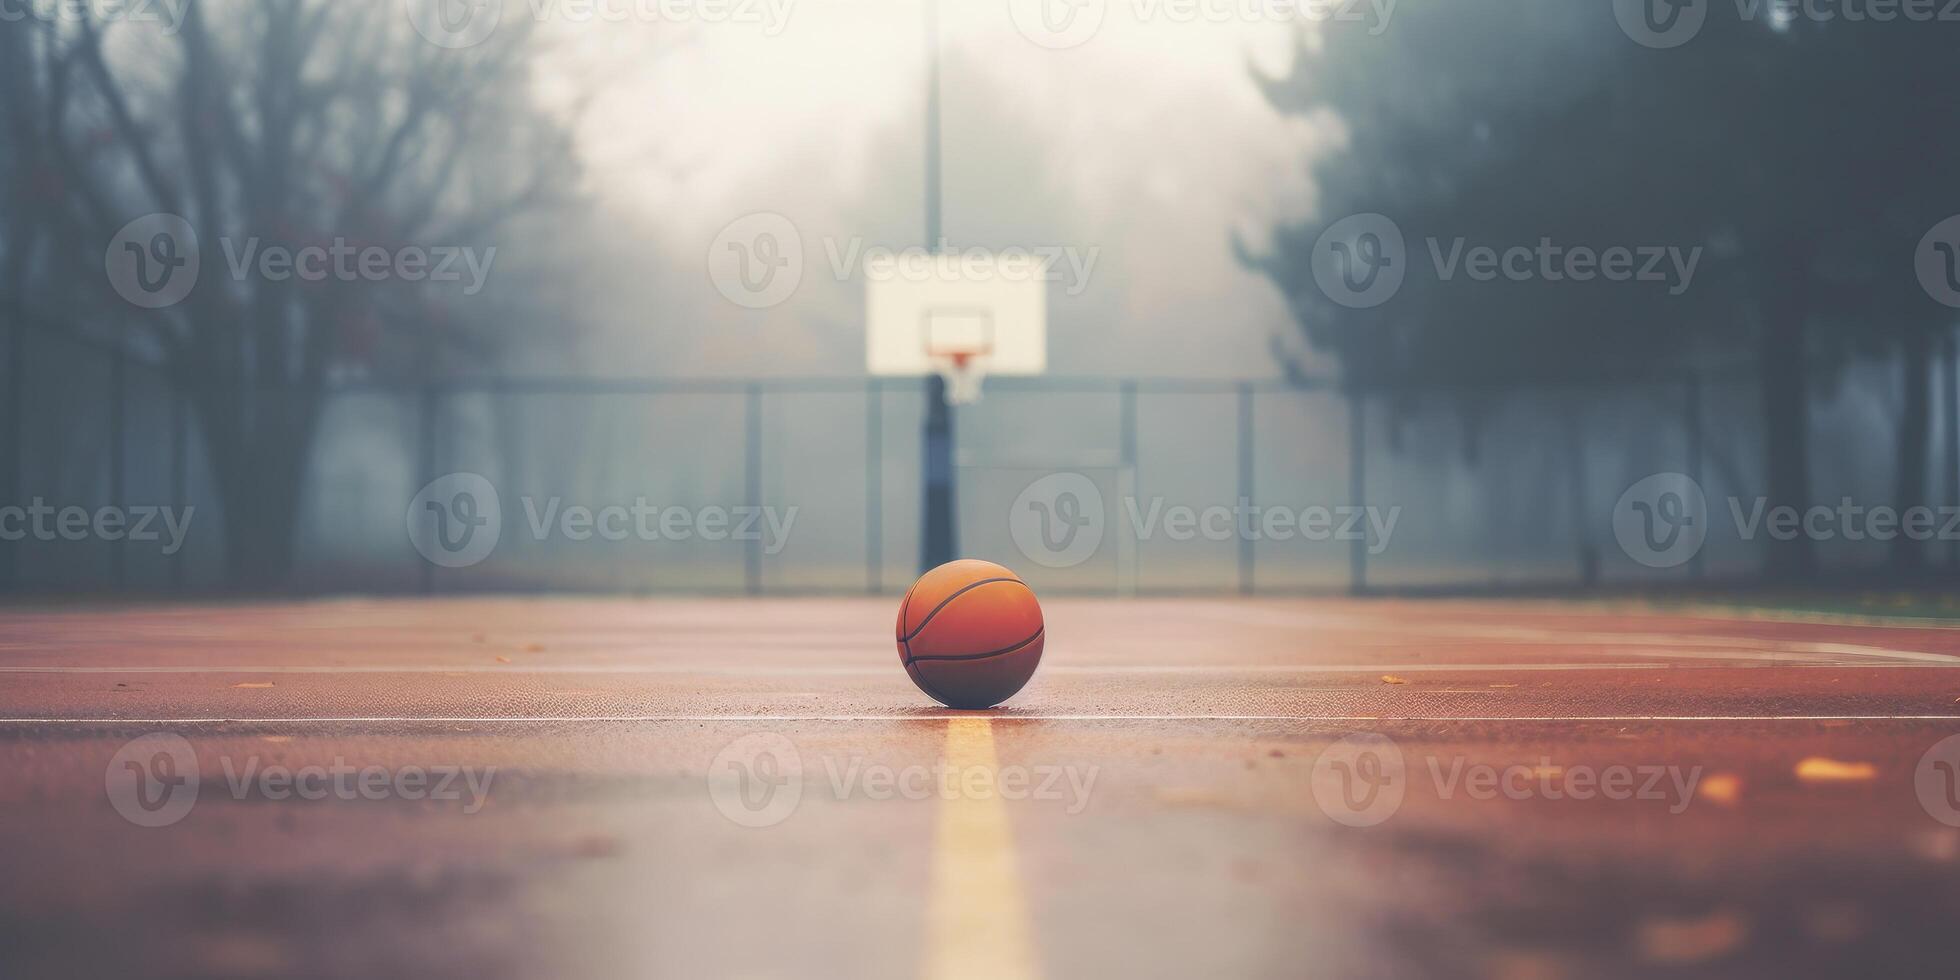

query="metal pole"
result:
[1349,389,1367,595]
[746,383,764,595]
[2,296,20,591]
[1685,371,1705,580]
[172,386,188,592]
[918,0,957,573]
[418,383,437,596]
[1237,383,1254,596]
[110,349,126,591]
[1936,331,1952,572]
[1119,380,1137,596]
[867,379,883,593]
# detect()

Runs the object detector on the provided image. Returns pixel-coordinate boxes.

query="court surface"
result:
[5,596,1960,978]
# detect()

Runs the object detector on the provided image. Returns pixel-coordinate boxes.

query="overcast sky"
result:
[540,1,1331,379]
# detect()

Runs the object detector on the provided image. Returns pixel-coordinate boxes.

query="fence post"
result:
[866,379,881,594]
[1684,371,1704,580]
[1119,380,1138,597]
[110,348,126,591]
[418,382,437,596]
[1349,389,1368,596]
[2,302,19,591]
[172,386,188,592]
[746,383,763,595]
[1946,331,1958,571]
[1237,383,1254,596]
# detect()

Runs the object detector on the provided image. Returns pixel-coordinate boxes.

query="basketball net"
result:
[939,352,986,405]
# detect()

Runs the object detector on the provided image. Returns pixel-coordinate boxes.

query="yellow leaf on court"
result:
[231,682,274,689]
[1380,675,1408,685]
[1699,772,1742,806]
[1794,757,1876,782]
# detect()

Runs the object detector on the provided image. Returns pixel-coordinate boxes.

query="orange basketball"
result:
[896,559,1045,709]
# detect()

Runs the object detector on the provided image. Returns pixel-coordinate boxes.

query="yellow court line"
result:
[924,717,1039,980]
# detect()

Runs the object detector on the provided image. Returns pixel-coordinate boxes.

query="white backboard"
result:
[866,252,1047,377]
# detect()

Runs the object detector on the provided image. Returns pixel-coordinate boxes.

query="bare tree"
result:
[2,0,585,585]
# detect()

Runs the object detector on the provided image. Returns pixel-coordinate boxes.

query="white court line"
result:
[2,660,1953,674]
[3,714,1960,724]
[1175,603,1960,665]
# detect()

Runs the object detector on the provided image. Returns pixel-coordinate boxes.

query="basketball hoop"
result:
[865,252,1046,405]
[938,351,987,405]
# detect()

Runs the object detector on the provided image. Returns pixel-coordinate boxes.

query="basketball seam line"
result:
[900,577,1025,643]
[906,628,1044,665]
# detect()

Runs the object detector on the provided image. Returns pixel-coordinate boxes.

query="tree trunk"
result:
[1893,328,1932,573]
[1758,243,1813,582]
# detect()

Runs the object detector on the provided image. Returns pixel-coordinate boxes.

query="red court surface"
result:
[5,597,1960,978]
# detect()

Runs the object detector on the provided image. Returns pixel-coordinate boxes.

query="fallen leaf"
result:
[1637,910,1747,963]
[1699,772,1742,806]
[1795,757,1876,782]
[231,682,274,689]
[1380,674,1408,685]
[495,655,512,664]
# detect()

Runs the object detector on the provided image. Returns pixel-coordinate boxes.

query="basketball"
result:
[896,559,1045,709]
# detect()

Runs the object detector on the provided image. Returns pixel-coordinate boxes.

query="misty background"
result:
[2,0,1953,596]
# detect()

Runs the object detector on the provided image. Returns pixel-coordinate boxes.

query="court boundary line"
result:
[5,660,1957,674]
[5,714,1960,724]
